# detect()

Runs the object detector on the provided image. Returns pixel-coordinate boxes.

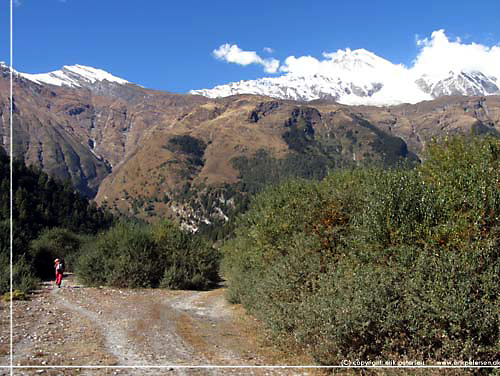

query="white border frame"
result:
[5,1,499,373]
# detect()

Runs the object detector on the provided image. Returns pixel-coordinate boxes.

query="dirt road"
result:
[0,275,321,375]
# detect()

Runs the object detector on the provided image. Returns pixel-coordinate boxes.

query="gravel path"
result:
[0,275,320,375]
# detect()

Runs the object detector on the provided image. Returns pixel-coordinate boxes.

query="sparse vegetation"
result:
[173,122,416,242]
[175,183,251,241]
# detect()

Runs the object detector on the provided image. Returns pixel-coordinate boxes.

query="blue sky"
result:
[2,0,500,93]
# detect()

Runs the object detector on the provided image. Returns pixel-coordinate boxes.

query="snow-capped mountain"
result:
[4,51,500,107]
[19,64,129,88]
[190,74,385,102]
[190,49,500,106]
[416,71,499,98]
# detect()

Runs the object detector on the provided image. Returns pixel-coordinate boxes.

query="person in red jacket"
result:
[54,258,64,288]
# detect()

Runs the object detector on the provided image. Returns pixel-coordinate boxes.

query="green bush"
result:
[11,256,40,294]
[29,227,86,279]
[153,220,220,290]
[222,135,500,365]
[76,220,220,290]
[0,253,39,295]
[0,219,40,294]
[76,222,160,288]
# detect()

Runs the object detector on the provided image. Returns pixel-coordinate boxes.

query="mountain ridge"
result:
[191,48,500,106]
[20,64,129,88]
[2,62,500,227]
[8,60,500,107]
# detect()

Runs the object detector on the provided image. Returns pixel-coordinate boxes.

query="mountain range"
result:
[8,47,500,107]
[190,48,500,106]
[2,61,500,229]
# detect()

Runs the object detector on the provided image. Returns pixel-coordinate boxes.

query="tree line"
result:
[0,148,219,295]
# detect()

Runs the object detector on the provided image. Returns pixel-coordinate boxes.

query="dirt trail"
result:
[0,275,320,375]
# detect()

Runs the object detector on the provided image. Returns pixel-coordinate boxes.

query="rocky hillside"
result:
[1,64,209,196]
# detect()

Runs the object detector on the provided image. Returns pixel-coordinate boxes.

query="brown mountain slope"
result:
[0,67,209,196]
[93,95,421,218]
[2,66,500,223]
[348,95,500,156]
[93,95,500,222]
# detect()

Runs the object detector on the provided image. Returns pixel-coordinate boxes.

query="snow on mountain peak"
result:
[192,29,500,106]
[323,48,392,71]
[20,64,129,88]
[191,48,434,106]
[416,70,499,97]
[279,47,396,80]
[62,65,129,85]
[191,45,500,106]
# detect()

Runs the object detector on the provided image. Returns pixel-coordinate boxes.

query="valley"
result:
[2,58,500,372]
[2,62,500,227]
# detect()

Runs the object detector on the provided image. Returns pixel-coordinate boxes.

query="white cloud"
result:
[412,29,500,79]
[214,31,500,81]
[262,59,280,74]
[263,47,274,54]
[279,55,321,75]
[278,48,404,80]
[213,44,280,73]
[278,30,500,80]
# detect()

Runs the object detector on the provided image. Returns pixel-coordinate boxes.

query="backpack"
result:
[56,262,63,272]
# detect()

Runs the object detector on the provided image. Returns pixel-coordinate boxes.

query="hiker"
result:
[54,258,64,288]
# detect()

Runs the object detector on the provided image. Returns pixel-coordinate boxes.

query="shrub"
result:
[76,222,159,288]
[2,290,29,301]
[0,253,39,295]
[29,227,85,279]
[222,135,500,365]
[76,220,220,290]
[154,221,220,290]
